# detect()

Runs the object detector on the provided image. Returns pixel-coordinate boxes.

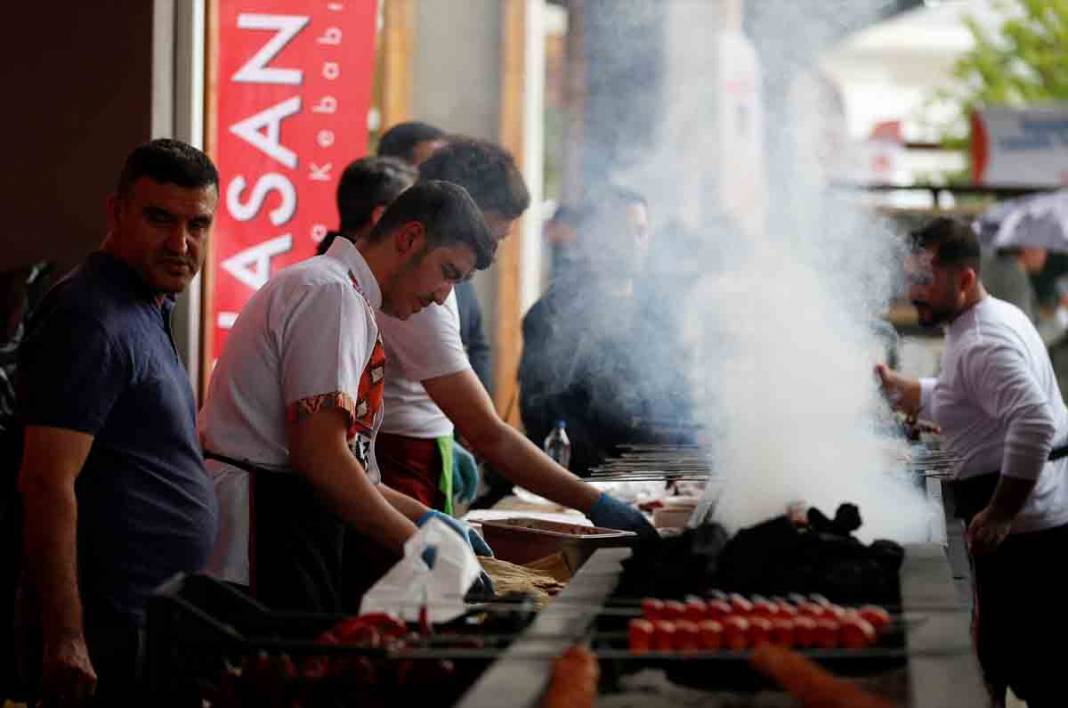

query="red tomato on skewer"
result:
[771,619,795,647]
[698,620,723,650]
[751,599,779,619]
[858,605,891,633]
[793,616,817,647]
[674,620,701,652]
[685,599,708,622]
[629,618,654,654]
[663,600,687,621]
[840,616,877,649]
[728,593,754,615]
[653,621,676,651]
[814,619,840,649]
[748,616,773,646]
[641,598,664,621]
[707,599,733,620]
[723,616,750,650]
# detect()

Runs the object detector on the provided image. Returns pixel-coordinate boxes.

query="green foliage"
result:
[928,0,1068,177]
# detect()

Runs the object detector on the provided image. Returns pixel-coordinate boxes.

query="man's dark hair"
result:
[377,121,447,164]
[418,137,530,219]
[335,156,416,232]
[367,180,496,270]
[910,217,981,273]
[117,138,218,197]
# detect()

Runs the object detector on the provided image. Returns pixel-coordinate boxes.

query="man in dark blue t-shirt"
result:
[17,139,219,704]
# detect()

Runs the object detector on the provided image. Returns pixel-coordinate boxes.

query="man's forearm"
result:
[298,452,417,553]
[21,478,83,643]
[474,422,601,513]
[425,369,601,514]
[987,474,1037,521]
[378,484,431,523]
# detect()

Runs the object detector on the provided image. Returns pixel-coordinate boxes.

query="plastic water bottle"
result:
[543,420,571,469]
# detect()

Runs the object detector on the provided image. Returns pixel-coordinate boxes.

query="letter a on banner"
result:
[230,96,301,168]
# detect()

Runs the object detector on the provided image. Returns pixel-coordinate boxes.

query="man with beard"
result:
[876,217,1068,707]
[16,139,220,704]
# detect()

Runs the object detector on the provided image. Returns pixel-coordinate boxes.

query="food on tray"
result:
[523,551,573,583]
[479,556,567,608]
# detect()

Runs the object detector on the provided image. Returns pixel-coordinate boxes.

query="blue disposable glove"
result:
[587,493,658,541]
[419,536,496,598]
[452,442,481,504]
[417,510,494,557]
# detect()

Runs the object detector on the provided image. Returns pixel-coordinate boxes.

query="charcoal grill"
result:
[457,442,984,707]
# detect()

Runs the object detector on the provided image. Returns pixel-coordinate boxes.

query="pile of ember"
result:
[618,504,904,605]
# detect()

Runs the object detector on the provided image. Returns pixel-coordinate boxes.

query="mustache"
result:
[159,255,196,269]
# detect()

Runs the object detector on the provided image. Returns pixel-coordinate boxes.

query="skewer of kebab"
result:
[750,643,895,708]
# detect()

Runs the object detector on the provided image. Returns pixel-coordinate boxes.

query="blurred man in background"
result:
[520,186,693,474]
[316,156,416,256]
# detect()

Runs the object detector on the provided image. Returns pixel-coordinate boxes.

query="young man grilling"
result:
[199,180,494,612]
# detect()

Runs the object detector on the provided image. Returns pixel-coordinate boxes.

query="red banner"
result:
[207,0,377,363]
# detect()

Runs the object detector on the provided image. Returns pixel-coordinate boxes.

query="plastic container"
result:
[480,517,636,572]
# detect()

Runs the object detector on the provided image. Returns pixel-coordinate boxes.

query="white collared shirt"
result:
[920,296,1068,533]
[376,290,472,439]
[199,237,386,582]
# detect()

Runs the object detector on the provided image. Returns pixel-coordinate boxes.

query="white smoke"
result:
[685,209,934,543]
[552,0,937,542]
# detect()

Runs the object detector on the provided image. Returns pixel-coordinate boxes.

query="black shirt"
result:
[518,273,694,474]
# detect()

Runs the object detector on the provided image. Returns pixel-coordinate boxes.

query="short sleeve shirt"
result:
[199,238,385,582]
[376,290,471,438]
[18,252,217,626]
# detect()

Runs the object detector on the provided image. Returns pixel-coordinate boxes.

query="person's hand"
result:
[873,364,921,416]
[452,442,481,505]
[417,510,493,557]
[587,493,658,541]
[41,632,97,707]
[967,506,1013,556]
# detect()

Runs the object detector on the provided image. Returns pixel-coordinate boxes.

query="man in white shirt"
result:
[370,138,656,539]
[199,180,494,612]
[877,217,1068,707]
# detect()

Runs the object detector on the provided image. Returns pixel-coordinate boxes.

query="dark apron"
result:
[949,444,1068,524]
[205,451,345,613]
[337,433,443,612]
